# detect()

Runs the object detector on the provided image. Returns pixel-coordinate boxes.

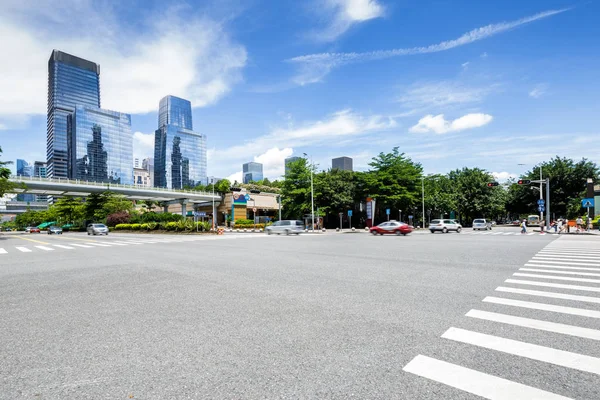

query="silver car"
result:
[87,223,109,235]
[429,219,462,233]
[472,218,492,231]
[266,220,304,235]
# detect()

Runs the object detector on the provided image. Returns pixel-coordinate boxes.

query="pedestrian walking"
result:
[576,217,583,233]
[564,218,570,233]
[557,219,564,234]
[521,219,527,234]
[588,217,593,232]
[539,219,546,234]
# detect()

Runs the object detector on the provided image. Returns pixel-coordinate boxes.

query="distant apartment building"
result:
[154,95,207,189]
[284,156,302,175]
[243,162,263,184]
[133,167,151,187]
[142,157,154,187]
[332,156,353,171]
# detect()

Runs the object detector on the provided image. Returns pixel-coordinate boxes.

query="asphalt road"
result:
[1,228,599,399]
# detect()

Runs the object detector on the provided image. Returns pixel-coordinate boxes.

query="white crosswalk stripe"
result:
[402,236,600,399]
[16,247,31,253]
[0,248,7,254]
[34,246,54,251]
[53,245,75,249]
[69,243,93,248]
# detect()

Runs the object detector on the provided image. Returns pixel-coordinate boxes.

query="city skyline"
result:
[1,1,599,184]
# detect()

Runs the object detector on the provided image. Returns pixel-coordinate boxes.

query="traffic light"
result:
[487,182,499,187]
[517,179,531,185]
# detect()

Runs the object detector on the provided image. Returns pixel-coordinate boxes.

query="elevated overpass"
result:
[5,176,221,215]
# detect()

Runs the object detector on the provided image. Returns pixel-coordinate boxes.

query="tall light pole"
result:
[303,153,315,231]
[421,176,425,229]
[518,163,544,223]
[210,177,215,230]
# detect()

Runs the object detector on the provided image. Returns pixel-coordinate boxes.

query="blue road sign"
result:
[244,194,251,201]
[408,215,414,219]
[538,205,545,212]
[582,198,595,208]
[347,210,353,217]
[537,199,545,206]
[386,208,390,215]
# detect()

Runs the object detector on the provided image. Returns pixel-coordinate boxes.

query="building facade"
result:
[68,106,133,185]
[243,162,263,184]
[284,156,302,175]
[154,96,206,189]
[133,167,152,187]
[332,156,353,171]
[158,95,193,130]
[47,50,100,178]
[33,161,47,178]
[142,157,154,187]
[16,159,33,177]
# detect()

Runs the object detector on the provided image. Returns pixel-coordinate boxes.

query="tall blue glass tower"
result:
[158,95,193,130]
[47,50,100,178]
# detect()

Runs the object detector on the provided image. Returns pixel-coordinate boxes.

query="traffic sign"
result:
[386,208,390,215]
[347,210,353,217]
[252,207,257,212]
[538,205,545,212]
[408,215,413,219]
[582,198,595,208]
[244,194,251,201]
[194,211,206,217]
[537,199,545,206]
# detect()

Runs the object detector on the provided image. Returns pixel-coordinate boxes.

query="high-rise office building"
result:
[158,95,193,130]
[33,161,47,178]
[332,156,353,171]
[142,157,154,187]
[243,162,263,184]
[154,96,206,189]
[284,156,302,175]
[47,50,100,178]
[16,159,33,177]
[68,106,133,185]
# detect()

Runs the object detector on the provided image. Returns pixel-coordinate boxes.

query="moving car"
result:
[47,226,63,235]
[429,219,462,233]
[28,227,41,233]
[265,220,304,235]
[87,223,109,235]
[472,218,492,231]
[370,221,413,236]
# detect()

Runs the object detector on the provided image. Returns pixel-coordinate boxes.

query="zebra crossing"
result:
[0,234,274,255]
[403,236,600,399]
[461,230,543,236]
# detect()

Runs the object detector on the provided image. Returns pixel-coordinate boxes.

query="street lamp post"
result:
[421,177,425,229]
[303,153,315,232]
[210,177,215,230]
[399,209,402,223]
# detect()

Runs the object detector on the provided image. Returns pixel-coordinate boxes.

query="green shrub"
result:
[115,224,131,230]
[195,221,212,231]
[130,223,142,230]
[164,222,177,231]
[131,212,183,224]
[140,223,149,230]
[233,219,254,226]
[233,223,265,229]
[147,222,158,230]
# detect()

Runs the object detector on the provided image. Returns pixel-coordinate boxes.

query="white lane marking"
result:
[533,256,600,264]
[442,327,600,376]
[520,268,600,277]
[53,245,75,249]
[16,247,32,253]
[86,242,111,247]
[496,286,600,304]
[35,246,55,251]
[70,243,93,248]
[506,279,600,293]
[402,354,571,400]
[111,241,144,245]
[526,260,600,266]
[525,263,600,272]
[483,296,600,319]
[466,309,600,341]
[492,232,504,235]
[536,254,600,260]
[504,232,514,235]
[513,272,600,284]
[101,242,127,246]
[0,248,7,254]
[527,232,536,235]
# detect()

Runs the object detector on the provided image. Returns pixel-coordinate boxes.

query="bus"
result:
[527,215,540,226]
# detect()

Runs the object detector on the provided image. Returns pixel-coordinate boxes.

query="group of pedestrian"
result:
[520,217,596,235]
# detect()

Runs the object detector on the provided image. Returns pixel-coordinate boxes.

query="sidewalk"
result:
[533,229,600,236]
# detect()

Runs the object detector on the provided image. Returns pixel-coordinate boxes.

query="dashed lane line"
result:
[34,246,55,251]
[15,247,32,253]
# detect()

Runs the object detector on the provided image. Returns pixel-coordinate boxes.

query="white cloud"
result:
[481,52,488,58]
[0,123,6,130]
[409,113,493,134]
[254,147,294,179]
[461,61,470,69]
[226,171,243,184]
[210,109,396,178]
[0,0,247,125]
[492,171,517,181]
[288,8,569,84]
[132,131,155,161]
[310,0,384,42]
[398,81,497,110]
[529,83,548,99]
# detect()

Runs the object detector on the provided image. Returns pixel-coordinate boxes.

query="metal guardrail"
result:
[10,175,216,197]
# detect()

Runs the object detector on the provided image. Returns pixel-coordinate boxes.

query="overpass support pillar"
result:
[180,200,189,217]
[163,204,169,213]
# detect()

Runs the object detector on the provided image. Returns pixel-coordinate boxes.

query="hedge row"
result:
[231,223,266,229]
[114,221,212,232]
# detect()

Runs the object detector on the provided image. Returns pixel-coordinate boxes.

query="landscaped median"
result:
[113,221,214,233]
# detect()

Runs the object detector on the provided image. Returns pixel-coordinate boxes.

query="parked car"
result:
[29,227,41,233]
[265,220,304,235]
[47,226,63,235]
[370,221,413,236]
[472,218,492,231]
[87,223,109,235]
[25,227,32,233]
[4,228,12,232]
[430,219,462,233]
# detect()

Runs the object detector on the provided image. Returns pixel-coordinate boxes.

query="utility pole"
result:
[303,153,315,232]
[539,166,543,223]
[421,177,425,229]
[545,177,550,231]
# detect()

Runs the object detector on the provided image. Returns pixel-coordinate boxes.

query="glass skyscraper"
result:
[15,159,36,202]
[47,50,100,178]
[154,96,207,189]
[243,162,263,184]
[68,106,133,185]
[158,95,193,130]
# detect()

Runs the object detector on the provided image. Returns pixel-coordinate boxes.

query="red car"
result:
[370,221,413,236]
[29,227,41,233]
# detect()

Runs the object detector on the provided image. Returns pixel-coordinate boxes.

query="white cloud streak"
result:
[492,171,517,182]
[132,131,155,161]
[309,0,385,42]
[410,113,493,134]
[288,8,569,84]
[0,0,247,123]
[529,83,549,98]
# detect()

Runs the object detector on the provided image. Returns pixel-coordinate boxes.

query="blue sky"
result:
[1,0,599,183]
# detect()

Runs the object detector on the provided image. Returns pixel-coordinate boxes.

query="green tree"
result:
[447,167,501,223]
[423,174,457,221]
[83,191,133,221]
[0,146,14,197]
[214,179,231,194]
[280,158,312,219]
[314,169,355,216]
[506,157,599,219]
[53,197,85,224]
